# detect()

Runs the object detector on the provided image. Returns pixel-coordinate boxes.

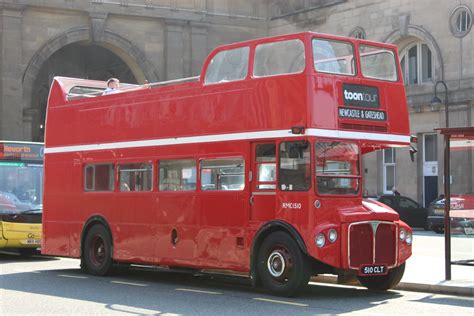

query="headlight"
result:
[405,233,412,245]
[315,233,325,248]
[399,228,406,241]
[328,229,338,243]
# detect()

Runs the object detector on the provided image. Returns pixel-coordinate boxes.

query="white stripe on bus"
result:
[44,128,410,154]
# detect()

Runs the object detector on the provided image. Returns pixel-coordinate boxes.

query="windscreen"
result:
[0,161,43,213]
[359,45,398,81]
[316,142,360,195]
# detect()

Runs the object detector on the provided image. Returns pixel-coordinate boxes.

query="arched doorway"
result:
[31,43,138,141]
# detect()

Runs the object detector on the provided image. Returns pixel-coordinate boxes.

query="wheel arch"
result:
[250,220,308,287]
[80,215,114,258]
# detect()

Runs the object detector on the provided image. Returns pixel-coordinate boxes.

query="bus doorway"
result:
[250,143,277,222]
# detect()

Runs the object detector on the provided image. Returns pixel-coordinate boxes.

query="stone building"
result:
[0,0,473,205]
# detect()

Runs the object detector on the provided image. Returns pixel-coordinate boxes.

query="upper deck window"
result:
[253,39,305,77]
[313,38,355,76]
[359,45,398,82]
[204,47,249,84]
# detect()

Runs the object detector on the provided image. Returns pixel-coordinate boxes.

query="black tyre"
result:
[357,263,405,291]
[257,231,310,297]
[433,226,444,234]
[19,248,38,257]
[82,224,113,276]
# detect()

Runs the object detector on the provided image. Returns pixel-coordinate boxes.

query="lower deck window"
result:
[279,141,311,191]
[315,142,360,195]
[84,164,114,191]
[201,158,244,191]
[119,163,153,192]
[159,160,196,191]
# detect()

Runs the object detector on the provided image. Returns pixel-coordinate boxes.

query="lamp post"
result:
[430,81,449,128]
[430,80,451,280]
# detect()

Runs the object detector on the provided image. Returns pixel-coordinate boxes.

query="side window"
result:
[84,164,114,191]
[279,141,311,191]
[201,158,245,191]
[379,197,395,207]
[159,160,196,191]
[204,47,249,84]
[255,144,276,190]
[119,163,153,192]
[399,197,419,208]
[253,39,305,77]
[84,166,94,191]
[313,38,355,75]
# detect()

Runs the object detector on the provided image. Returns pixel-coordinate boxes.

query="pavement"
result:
[313,229,474,297]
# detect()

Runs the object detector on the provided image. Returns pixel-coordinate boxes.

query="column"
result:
[0,4,25,140]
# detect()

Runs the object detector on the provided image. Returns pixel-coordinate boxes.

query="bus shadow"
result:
[0,251,59,262]
[1,265,410,315]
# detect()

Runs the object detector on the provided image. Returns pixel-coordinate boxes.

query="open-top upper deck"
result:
[46,32,410,152]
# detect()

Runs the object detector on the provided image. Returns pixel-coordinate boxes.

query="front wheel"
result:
[357,263,405,291]
[257,231,310,297]
[82,224,113,276]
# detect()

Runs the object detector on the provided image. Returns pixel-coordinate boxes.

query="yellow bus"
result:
[0,141,43,255]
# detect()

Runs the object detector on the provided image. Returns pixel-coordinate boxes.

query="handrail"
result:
[65,76,200,100]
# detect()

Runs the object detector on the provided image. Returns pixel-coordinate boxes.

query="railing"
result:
[66,76,200,101]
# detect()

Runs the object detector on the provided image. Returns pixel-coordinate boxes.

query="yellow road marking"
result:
[175,288,222,295]
[110,280,148,287]
[58,274,88,279]
[253,297,308,307]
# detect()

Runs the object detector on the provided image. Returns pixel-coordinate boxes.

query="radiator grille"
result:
[349,222,397,268]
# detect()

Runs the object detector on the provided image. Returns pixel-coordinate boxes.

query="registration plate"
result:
[25,239,41,245]
[464,227,474,235]
[359,265,388,276]
[434,209,444,215]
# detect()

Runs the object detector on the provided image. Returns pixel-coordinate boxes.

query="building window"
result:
[424,134,438,162]
[349,27,366,40]
[383,148,396,194]
[450,5,472,37]
[400,43,433,85]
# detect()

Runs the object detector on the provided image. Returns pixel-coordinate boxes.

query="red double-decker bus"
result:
[43,32,413,296]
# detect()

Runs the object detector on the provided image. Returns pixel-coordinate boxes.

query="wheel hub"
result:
[267,251,286,278]
[91,235,106,266]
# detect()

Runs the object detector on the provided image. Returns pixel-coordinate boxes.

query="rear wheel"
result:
[82,224,113,276]
[433,226,444,234]
[357,263,405,291]
[257,231,310,297]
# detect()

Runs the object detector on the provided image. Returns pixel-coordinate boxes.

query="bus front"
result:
[0,142,43,255]
[306,33,412,290]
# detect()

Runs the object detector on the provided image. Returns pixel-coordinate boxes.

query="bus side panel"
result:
[198,192,249,268]
[154,193,200,262]
[43,156,80,257]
